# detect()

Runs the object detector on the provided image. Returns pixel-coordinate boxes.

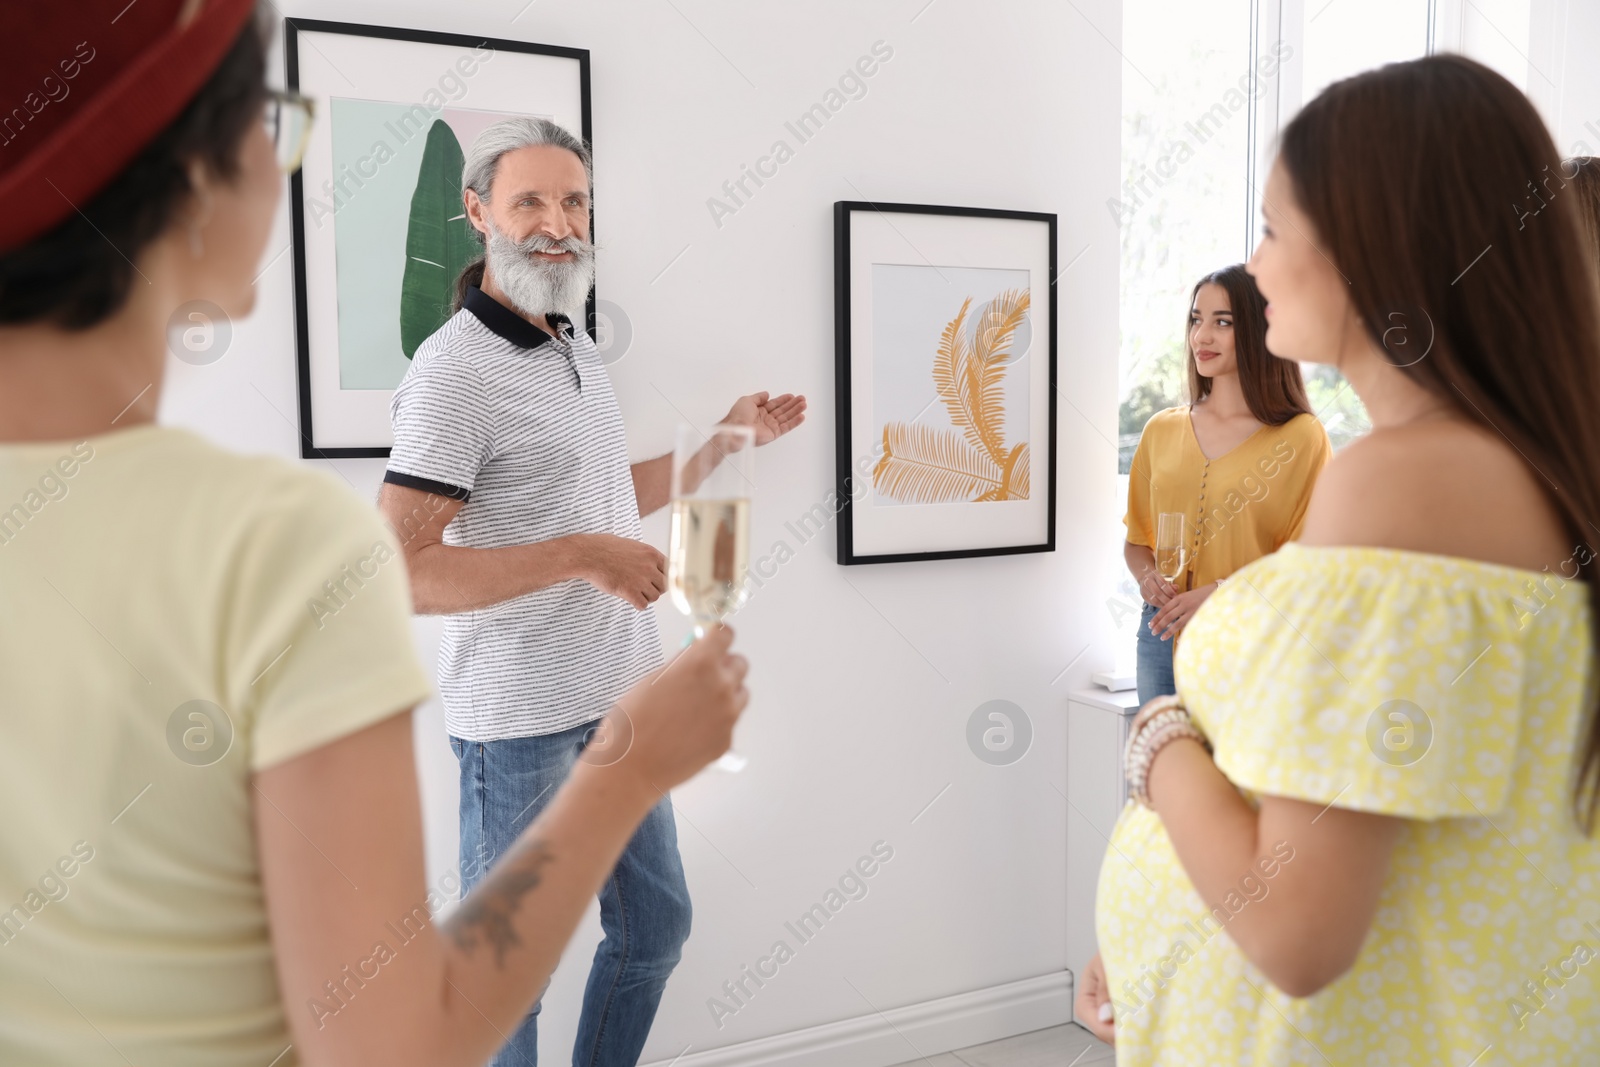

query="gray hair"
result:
[461,117,593,205]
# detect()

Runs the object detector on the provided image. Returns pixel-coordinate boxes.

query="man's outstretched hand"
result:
[723,391,807,446]
[630,392,806,516]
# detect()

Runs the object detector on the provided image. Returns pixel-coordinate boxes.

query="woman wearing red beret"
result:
[0,4,747,1065]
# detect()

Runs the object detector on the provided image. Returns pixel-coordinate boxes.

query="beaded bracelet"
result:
[1126,721,1204,809]
[1124,721,1173,802]
[1123,696,1189,780]
[1125,713,1206,782]
[1123,700,1211,809]
[1127,723,1207,808]
[1130,694,1184,732]
[1125,713,1187,775]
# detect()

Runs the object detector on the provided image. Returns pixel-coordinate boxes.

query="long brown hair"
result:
[1570,156,1600,279]
[1186,264,1312,424]
[1282,55,1600,833]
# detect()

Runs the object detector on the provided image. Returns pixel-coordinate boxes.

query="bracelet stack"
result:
[1123,695,1212,810]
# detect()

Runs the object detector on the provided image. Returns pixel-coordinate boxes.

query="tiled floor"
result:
[888,1023,1114,1066]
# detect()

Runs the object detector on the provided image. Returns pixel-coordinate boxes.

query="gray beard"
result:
[482,219,596,323]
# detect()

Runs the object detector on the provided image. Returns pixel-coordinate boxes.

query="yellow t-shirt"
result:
[1096,542,1600,1065]
[0,424,433,1067]
[1124,406,1331,591]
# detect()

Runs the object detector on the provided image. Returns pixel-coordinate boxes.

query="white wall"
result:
[1546,0,1600,156]
[1444,0,1598,157]
[157,0,1124,1062]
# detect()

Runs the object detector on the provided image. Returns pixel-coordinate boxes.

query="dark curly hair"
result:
[0,6,268,329]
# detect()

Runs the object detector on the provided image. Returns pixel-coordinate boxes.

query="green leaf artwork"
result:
[399,119,479,359]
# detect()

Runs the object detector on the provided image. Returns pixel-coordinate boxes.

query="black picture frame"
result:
[284,19,593,459]
[834,200,1058,565]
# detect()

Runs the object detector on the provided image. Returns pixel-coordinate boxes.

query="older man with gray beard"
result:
[377,117,805,1067]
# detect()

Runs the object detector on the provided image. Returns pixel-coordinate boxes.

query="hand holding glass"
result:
[667,423,753,771]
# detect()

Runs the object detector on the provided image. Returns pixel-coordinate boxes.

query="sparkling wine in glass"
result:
[1156,511,1187,584]
[667,423,754,772]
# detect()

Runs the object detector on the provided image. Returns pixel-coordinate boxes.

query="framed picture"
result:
[834,201,1057,564]
[285,19,592,458]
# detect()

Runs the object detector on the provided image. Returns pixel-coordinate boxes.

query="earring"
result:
[188,220,205,259]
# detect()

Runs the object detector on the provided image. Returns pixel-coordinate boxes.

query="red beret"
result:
[0,0,258,252]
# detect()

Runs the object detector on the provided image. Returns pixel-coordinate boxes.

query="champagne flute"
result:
[1155,512,1187,588]
[667,422,754,772]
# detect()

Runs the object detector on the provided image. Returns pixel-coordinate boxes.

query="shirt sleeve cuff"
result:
[383,469,472,502]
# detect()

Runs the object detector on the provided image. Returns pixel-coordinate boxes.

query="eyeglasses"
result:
[264,88,315,174]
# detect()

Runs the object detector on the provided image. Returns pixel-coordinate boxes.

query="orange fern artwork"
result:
[874,288,1031,503]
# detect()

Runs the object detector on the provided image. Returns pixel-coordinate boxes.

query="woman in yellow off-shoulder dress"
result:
[1078,55,1600,1066]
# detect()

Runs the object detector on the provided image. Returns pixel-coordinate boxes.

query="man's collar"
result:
[462,284,574,350]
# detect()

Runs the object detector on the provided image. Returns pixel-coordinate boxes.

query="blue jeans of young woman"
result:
[1136,600,1178,705]
[452,720,692,1067]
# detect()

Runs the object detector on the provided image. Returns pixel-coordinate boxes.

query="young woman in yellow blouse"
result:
[1081,56,1600,1065]
[1124,265,1330,703]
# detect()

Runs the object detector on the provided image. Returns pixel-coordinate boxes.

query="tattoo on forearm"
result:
[447,840,556,968]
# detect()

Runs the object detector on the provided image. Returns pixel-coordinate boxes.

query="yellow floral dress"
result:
[1096,543,1600,1065]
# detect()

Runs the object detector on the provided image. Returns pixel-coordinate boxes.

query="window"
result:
[1298,0,1431,104]
[1116,0,1257,474]
[1115,0,1483,473]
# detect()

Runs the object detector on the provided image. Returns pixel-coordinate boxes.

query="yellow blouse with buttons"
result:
[1124,405,1332,593]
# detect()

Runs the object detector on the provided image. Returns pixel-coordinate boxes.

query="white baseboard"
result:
[639,970,1075,1067]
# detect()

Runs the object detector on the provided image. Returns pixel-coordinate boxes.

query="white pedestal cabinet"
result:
[1065,686,1141,989]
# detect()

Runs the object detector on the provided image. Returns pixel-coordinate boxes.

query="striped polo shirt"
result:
[385,285,663,741]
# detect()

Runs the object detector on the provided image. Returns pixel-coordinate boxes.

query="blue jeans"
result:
[1135,600,1177,705]
[452,720,692,1067]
